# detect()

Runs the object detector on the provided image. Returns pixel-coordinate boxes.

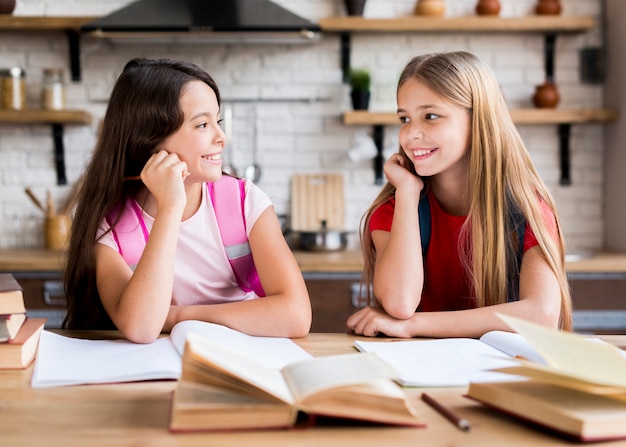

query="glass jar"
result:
[1,67,26,110]
[41,68,65,110]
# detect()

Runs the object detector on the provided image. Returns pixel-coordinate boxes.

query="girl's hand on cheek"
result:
[141,150,188,213]
[384,153,423,193]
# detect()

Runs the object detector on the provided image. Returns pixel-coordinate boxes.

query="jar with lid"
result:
[41,68,65,110]
[1,67,26,110]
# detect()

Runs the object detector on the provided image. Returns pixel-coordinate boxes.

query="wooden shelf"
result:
[511,108,618,124]
[343,109,618,126]
[0,16,97,82]
[319,16,594,33]
[0,109,92,186]
[0,16,95,30]
[0,109,92,125]
[321,16,595,84]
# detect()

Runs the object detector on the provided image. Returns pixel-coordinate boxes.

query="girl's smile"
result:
[411,147,437,158]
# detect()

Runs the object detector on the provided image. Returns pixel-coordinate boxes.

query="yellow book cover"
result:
[467,314,626,441]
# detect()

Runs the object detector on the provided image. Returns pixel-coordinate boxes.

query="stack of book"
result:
[466,314,626,442]
[0,273,46,369]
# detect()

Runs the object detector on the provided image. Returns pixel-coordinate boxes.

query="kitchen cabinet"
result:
[0,249,66,328]
[11,272,66,329]
[3,248,626,333]
[304,272,363,333]
[319,15,618,184]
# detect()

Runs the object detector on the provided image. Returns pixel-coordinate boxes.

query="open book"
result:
[489,314,626,394]
[31,320,313,387]
[353,330,544,387]
[466,314,626,442]
[170,332,424,432]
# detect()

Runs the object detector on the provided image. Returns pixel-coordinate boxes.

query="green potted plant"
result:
[349,68,371,111]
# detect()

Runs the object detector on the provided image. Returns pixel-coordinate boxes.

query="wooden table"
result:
[3,332,626,446]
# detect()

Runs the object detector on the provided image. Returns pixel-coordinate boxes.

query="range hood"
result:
[82,0,321,44]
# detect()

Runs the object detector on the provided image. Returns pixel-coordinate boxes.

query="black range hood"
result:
[82,0,321,44]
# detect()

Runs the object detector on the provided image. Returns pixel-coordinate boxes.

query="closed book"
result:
[0,313,27,342]
[0,318,46,369]
[0,274,26,314]
[466,380,626,442]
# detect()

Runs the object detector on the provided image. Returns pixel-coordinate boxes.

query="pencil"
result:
[123,172,191,181]
[421,392,471,432]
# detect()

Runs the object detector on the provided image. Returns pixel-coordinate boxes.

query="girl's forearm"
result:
[114,209,182,342]
[172,292,312,338]
[406,299,559,339]
[374,187,424,318]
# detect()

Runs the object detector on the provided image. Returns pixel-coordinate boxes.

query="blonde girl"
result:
[347,51,572,338]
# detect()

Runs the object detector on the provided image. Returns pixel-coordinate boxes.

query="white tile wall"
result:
[0,0,606,253]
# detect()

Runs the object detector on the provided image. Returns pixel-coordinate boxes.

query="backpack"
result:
[105,175,265,297]
[418,194,525,302]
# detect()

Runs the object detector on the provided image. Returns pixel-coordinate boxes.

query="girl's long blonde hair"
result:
[360,51,572,330]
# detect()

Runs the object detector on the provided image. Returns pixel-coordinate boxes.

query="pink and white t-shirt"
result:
[96,180,273,306]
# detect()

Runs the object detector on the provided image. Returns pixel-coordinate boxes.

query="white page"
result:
[170,320,313,369]
[32,321,313,388]
[354,337,521,387]
[31,331,181,388]
[479,330,546,364]
[186,332,295,404]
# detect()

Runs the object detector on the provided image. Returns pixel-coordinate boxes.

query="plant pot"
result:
[351,90,370,111]
[0,0,16,15]
[344,0,366,16]
[414,0,446,17]
[535,0,561,15]
[532,82,560,109]
[475,0,501,16]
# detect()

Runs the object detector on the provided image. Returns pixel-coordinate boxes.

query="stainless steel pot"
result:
[295,220,351,252]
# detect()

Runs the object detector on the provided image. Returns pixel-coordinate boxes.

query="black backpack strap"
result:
[507,209,527,302]
[418,194,526,303]
[418,195,431,257]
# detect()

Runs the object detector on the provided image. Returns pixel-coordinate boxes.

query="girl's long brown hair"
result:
[360,51,572,330]
[63,58,221,329]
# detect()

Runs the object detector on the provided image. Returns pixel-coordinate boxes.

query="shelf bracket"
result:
[66,29,82,82]
[340,32,351,83]
[52,124,68,185]
[373,124,385,185]
[558,123,571,186]
[544,33,556,83]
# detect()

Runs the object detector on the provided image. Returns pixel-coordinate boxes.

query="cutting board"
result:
[291,174,345,231]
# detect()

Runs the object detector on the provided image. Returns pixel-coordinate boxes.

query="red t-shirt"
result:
[369,191,555,312]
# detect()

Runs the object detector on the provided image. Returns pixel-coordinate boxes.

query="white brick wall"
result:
[0,0,606,253]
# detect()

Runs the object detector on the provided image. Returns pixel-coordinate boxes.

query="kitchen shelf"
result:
[344,109,618,185]
[318,16,594,33]
[0,109,92,124]
[0,16,96,81]
[319,15,595,82]
[324,14,606,185]
[0,109,93,185]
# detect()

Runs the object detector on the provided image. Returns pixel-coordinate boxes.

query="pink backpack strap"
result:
[105,199,149,269]
[208,176,265,297]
